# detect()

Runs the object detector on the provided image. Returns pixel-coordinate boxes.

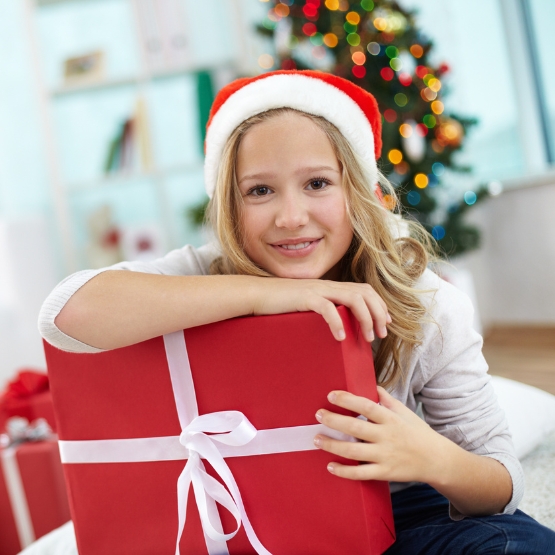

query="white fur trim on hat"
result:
[204,73,378,198]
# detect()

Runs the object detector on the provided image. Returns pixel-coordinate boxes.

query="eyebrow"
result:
[238,165,340,184]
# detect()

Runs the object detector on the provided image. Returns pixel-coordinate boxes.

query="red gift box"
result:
[0,371,57,433]
[44,307,395,555]
[0,440,71,555]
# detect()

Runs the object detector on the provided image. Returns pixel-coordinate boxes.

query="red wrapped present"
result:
[44,307,395,555]
[0,370,57,433]
[0,420,71,555]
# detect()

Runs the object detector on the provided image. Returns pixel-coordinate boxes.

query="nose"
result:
[274,189,309,230]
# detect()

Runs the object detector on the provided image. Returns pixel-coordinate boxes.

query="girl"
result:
[40,70,554,554]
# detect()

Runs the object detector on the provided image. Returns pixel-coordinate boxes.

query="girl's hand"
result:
[251,278,391,342]
[314,387,449,484]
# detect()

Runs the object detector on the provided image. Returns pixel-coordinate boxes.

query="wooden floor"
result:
[483,326,555,395]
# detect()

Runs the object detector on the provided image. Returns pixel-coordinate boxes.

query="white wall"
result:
[461,180,555,327]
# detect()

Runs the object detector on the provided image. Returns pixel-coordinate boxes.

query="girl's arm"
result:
[53,270,391,351]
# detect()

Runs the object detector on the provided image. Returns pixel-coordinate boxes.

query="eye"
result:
[247,185,272,197]
[307,177,331,190]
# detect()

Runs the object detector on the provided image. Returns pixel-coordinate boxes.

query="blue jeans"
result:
[384,484,555,554]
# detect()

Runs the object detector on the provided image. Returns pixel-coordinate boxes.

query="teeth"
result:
[280,241,311,250]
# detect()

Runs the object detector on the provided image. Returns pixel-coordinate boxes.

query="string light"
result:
[385,46,399,58]
[275,3,290,17]
[399,123,412,137]
[352,65,366,78]
[432,162,445,176]
[414,173,428,188]
[428,78,442,92]
[361,0,374,11]
[388,149,403,164]
[302,22,317,36]
[352,51,366,65]
[346,11,360,25]
[421,88,437,101]
[432,225,446,240]
[398,73,412,86]
[409,44,423,58]
[464,191,477,205]
[380,67,394,80]
[346,33,360,45]
[390,58,402,71]
[367,42,380,55]
[325,0,339,9]
[431,101,444,114]
[258,54,274,69]
[423,114,436,128]
[407,191,421,206]
[394,93,407,107]
[323,33,338,47]
[373,17,387,31]
[310,32,324,46]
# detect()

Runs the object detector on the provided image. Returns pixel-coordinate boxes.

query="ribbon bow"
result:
[0,417,52,448]
[175,411,270,555]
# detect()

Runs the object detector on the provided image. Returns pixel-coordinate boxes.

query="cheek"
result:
[240,207,267,251]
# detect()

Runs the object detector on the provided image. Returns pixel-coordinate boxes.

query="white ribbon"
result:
[1,446,36,548]
[58,331,355,555]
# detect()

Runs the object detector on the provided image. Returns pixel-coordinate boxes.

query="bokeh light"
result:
[338,0,349,10]
[380,67,394,81]
[427,174,439,187]
[409,44,423,58]
[302,23,317,36]
[395,161,409,174]
[361,0,374,10]
[407,191,421,206]
[388,149,403,164]
[432,225,446,240]
[394,93,408,107]
[274,3,290,17]
[346,11,360,25]
[488,180,503,196]
[384,108,397,123]
[399,123,412,137]
[310,32,324,46]
[258,54,274,69]
[303,3,319,18]
[352,51,366,65]
[432,162,445,176]
[390,58,402,71]
[414,173,428,188]
[383,194,396,210]
[385,46,399,58]
[421,88,437,102]
[344,21,357,33]
[416,123,428,136]
[464,191,477,205]
[323,33,338,47]
[398,73,412,86]
[352,65,366,78]
[431,101,444,115]
[325,0,339,9]
[415,65,429,79]
[373,17,387,31]
[423,114,436,128]
[346,33,360,46]
[428,78,442,92]
[367,42,380,55]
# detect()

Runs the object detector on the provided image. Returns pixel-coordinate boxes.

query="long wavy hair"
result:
[207,108,436,388]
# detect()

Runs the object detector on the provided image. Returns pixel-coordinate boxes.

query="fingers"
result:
[314,434,380,462]
[326,461,382,481]
[305,296,347,341]
[325,390,391,425]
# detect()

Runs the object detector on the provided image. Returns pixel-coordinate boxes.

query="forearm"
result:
[55,271,260,350]
[426,434,513,517]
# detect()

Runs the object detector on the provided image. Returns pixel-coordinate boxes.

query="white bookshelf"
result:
[24,0,261,274]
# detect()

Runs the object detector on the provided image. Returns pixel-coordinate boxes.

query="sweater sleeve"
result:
[38,243,220,354]
[414,274,524,518]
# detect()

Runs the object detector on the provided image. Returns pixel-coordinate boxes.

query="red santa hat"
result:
[204,70,382,198]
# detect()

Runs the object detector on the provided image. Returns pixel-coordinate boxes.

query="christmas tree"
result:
[189,0,490,258]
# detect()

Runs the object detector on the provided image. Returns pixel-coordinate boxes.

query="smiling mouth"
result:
[278,241,311,250]
[271,238,322,254]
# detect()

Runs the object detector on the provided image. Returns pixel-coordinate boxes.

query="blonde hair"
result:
[207,108,436,388]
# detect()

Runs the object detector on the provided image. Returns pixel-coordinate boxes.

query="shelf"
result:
[65,161,204,192]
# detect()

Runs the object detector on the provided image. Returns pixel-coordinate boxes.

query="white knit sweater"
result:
[38,242,524,517]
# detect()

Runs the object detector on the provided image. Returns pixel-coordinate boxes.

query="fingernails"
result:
[367,330,375,342]
[380,326,388,337]
[327,463,335,474]
[337,329,346,341]
[327,391,337,403]
[315,411,323,422]
[313,436,322,447]
[387,314,392,324]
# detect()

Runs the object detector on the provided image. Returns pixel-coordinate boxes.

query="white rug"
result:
[519,430,555,530]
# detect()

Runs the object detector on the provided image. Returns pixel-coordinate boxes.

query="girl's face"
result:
[236,112,353,280]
